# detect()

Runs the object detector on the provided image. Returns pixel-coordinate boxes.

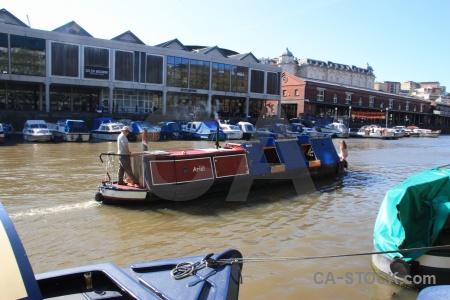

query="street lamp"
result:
[385,107,389,129]
[335,107,337,122]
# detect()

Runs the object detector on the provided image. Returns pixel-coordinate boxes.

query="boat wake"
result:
[9,201,100,220]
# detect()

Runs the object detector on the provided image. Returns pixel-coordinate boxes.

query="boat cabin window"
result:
[301,144,317,161]
[263,146,281,164]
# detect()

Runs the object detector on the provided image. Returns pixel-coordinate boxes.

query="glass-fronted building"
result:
[0,8,281,120]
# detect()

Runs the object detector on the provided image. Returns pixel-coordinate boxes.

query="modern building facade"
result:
[0,8,281,122]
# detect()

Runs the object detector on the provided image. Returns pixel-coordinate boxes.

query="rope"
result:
[215,244,450,264]
[171,243,450,281]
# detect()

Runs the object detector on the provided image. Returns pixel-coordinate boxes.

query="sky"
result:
[2,0,449,89]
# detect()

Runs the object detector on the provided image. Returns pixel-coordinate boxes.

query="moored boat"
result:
[418,129,441,138]
[50,119,91,142]
[220,124,243,140]
[236,121,256,140]
[0,123,4,143]
[372,165,450,289]
[356,124,399,139]
[328,122,349,138]
[95,135,344,204]
[22,120,53,142]
[286,123,318,138]
[0,202,243,299]
[91,117,124,141]
[130,121,160,141]
[181,121,226,141]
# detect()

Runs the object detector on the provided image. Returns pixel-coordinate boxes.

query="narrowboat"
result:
[95,135,344,204]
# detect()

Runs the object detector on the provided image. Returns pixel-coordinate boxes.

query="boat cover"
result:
[373,166,450,261]
[65,119,89,133]
[196,122,223,134]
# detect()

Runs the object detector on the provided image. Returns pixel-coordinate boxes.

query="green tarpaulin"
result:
[373,166,450,261]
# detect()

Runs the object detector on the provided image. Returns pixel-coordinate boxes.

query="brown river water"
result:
[1,135,449,299]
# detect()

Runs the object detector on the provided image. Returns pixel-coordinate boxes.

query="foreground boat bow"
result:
[0,202,243,299]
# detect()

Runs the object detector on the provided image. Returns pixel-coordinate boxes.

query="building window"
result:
[369,96,374,107]
[114,50,134,82]
[380,102,384,109]
[167,56,188,88]
[420,104,424,112]
[11,35,46,77]
[84,46,109,80]
[389,99,393,109]
[0,33,7,74]
[190,59,210,89]
[266,72,280,95]
[317,89,325,101]
[345,93,352,104]
[231,65,248,93]
[333,93,338,103]
[51,42,79,78]
[250,69,264,94]
[358,97,362,106]
[398,103,402,110]
[145,54,163,84]
[295,89,299,96]
[212,62,231,91]
[406,101,410,110]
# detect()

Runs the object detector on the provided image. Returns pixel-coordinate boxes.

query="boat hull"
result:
[372,251,450,289]
[91,131,121,141]
[53,132,91,142]
[23,133,53,142]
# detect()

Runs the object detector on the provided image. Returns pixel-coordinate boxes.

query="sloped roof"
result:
[52,21,92,37]
[155,38,190,51]
[193,46,227,57]
[0,8,29,27]
[112,30,145,45]
[228,52,260,63]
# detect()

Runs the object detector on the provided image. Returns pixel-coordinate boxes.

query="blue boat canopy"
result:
[373,166,450,261]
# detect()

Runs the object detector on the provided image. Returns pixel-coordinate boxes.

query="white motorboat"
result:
[393,126,409,137]
[220,124,243,140]
[50,119,91,142]
[328,122,349,138]
[286,123,318,138]
[313,124,340,138]
[237,121,256,140]
[356,125,398,139]
[91,122,124,141]
[22,120,53,142]
[418,129,441,138]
